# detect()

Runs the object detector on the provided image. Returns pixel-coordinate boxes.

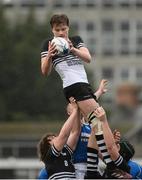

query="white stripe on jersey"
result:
[81,132,90,138]
[41,41,89,88]
[51,145,60,157]
[49,172,76,179]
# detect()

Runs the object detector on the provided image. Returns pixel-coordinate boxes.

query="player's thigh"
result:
[77,98,99,117]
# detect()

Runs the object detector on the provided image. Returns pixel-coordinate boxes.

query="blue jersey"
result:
[38,168,48,179]
[73,123,91,163]
[128,160,142,179]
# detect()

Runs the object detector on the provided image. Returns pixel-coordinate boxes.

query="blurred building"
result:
[2,0,142,104]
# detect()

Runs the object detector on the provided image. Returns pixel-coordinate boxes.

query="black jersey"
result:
[104,158,131,179]
[40,36,89,88]
[44,144,75,179]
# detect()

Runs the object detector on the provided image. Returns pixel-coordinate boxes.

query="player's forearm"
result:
[71,111,81,134]
[94,90,102,100]
[94,79,108,99]
[101,120,120,161]
[41,57,52,75]
[67,112,81,150]
[58,109,78,144]
[72,47,91,63]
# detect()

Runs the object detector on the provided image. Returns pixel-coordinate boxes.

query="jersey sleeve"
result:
[114,155,130,173]
[65,144,73,157]
[71,36,86,49]
[40,39,50,59]
[44,144,60,164]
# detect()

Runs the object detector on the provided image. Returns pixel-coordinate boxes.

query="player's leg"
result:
[77,98,99,123]
[63,82,100,123]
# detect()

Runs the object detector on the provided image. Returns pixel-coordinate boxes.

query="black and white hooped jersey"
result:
[44,144,75,179]
[41,36,89,88]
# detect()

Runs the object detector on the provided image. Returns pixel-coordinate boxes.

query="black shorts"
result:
[63,82,97,102]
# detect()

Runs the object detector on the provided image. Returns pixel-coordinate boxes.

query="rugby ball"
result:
[51,37,70,56]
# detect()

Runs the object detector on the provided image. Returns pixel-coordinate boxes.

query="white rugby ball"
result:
[51,37,70,56]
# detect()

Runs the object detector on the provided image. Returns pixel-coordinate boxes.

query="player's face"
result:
[52,23,69,39]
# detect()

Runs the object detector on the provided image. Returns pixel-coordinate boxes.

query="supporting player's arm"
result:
[94,79,108,100]
[53,98,79,152]
[67,102,81,151]
[94,107,130,173]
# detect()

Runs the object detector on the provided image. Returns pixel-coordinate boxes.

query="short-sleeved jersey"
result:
[41,36,89,88]
[73,123,91,163]
[128,160,142,179]
[44,144,75,179]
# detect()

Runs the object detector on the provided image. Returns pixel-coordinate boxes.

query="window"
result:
[102,0,114,8]
[136,37,142,46]
[121,37,129,45]
[71,22,79,32]
[2,0,14,7]
[70,0,79,7]
[136,48,142,55]
[21,0,46,7]
[101,20,114,55]
[136,69,142,79]
[120,21,129,31]
[136,0,142,8]
[86,0,97,8]
[121,69,129,80]
[53,1,64,8]
[102,67,114,79]
[102,49,114,56]
[118,0,130,8]
[2,147,13,158]
[102,20,114,32]
[19,147,36,158]
[88,38,96,45]
[87,38,97,54]
[86,22,95,31]
[101,34,114,56]
[120,48,129,55]
[137,21,142,31]
[136,35,142,55]
[118,21,130,55]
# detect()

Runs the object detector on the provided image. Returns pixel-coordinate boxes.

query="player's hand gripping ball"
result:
[51,37,70,56]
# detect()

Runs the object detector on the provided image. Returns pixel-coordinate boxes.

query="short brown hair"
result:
[119,138,135,162]
[37,133,55,162]
[50,14,69,28]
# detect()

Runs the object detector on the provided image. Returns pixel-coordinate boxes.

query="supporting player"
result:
[92,106,132,178]
[37,97,81,179]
